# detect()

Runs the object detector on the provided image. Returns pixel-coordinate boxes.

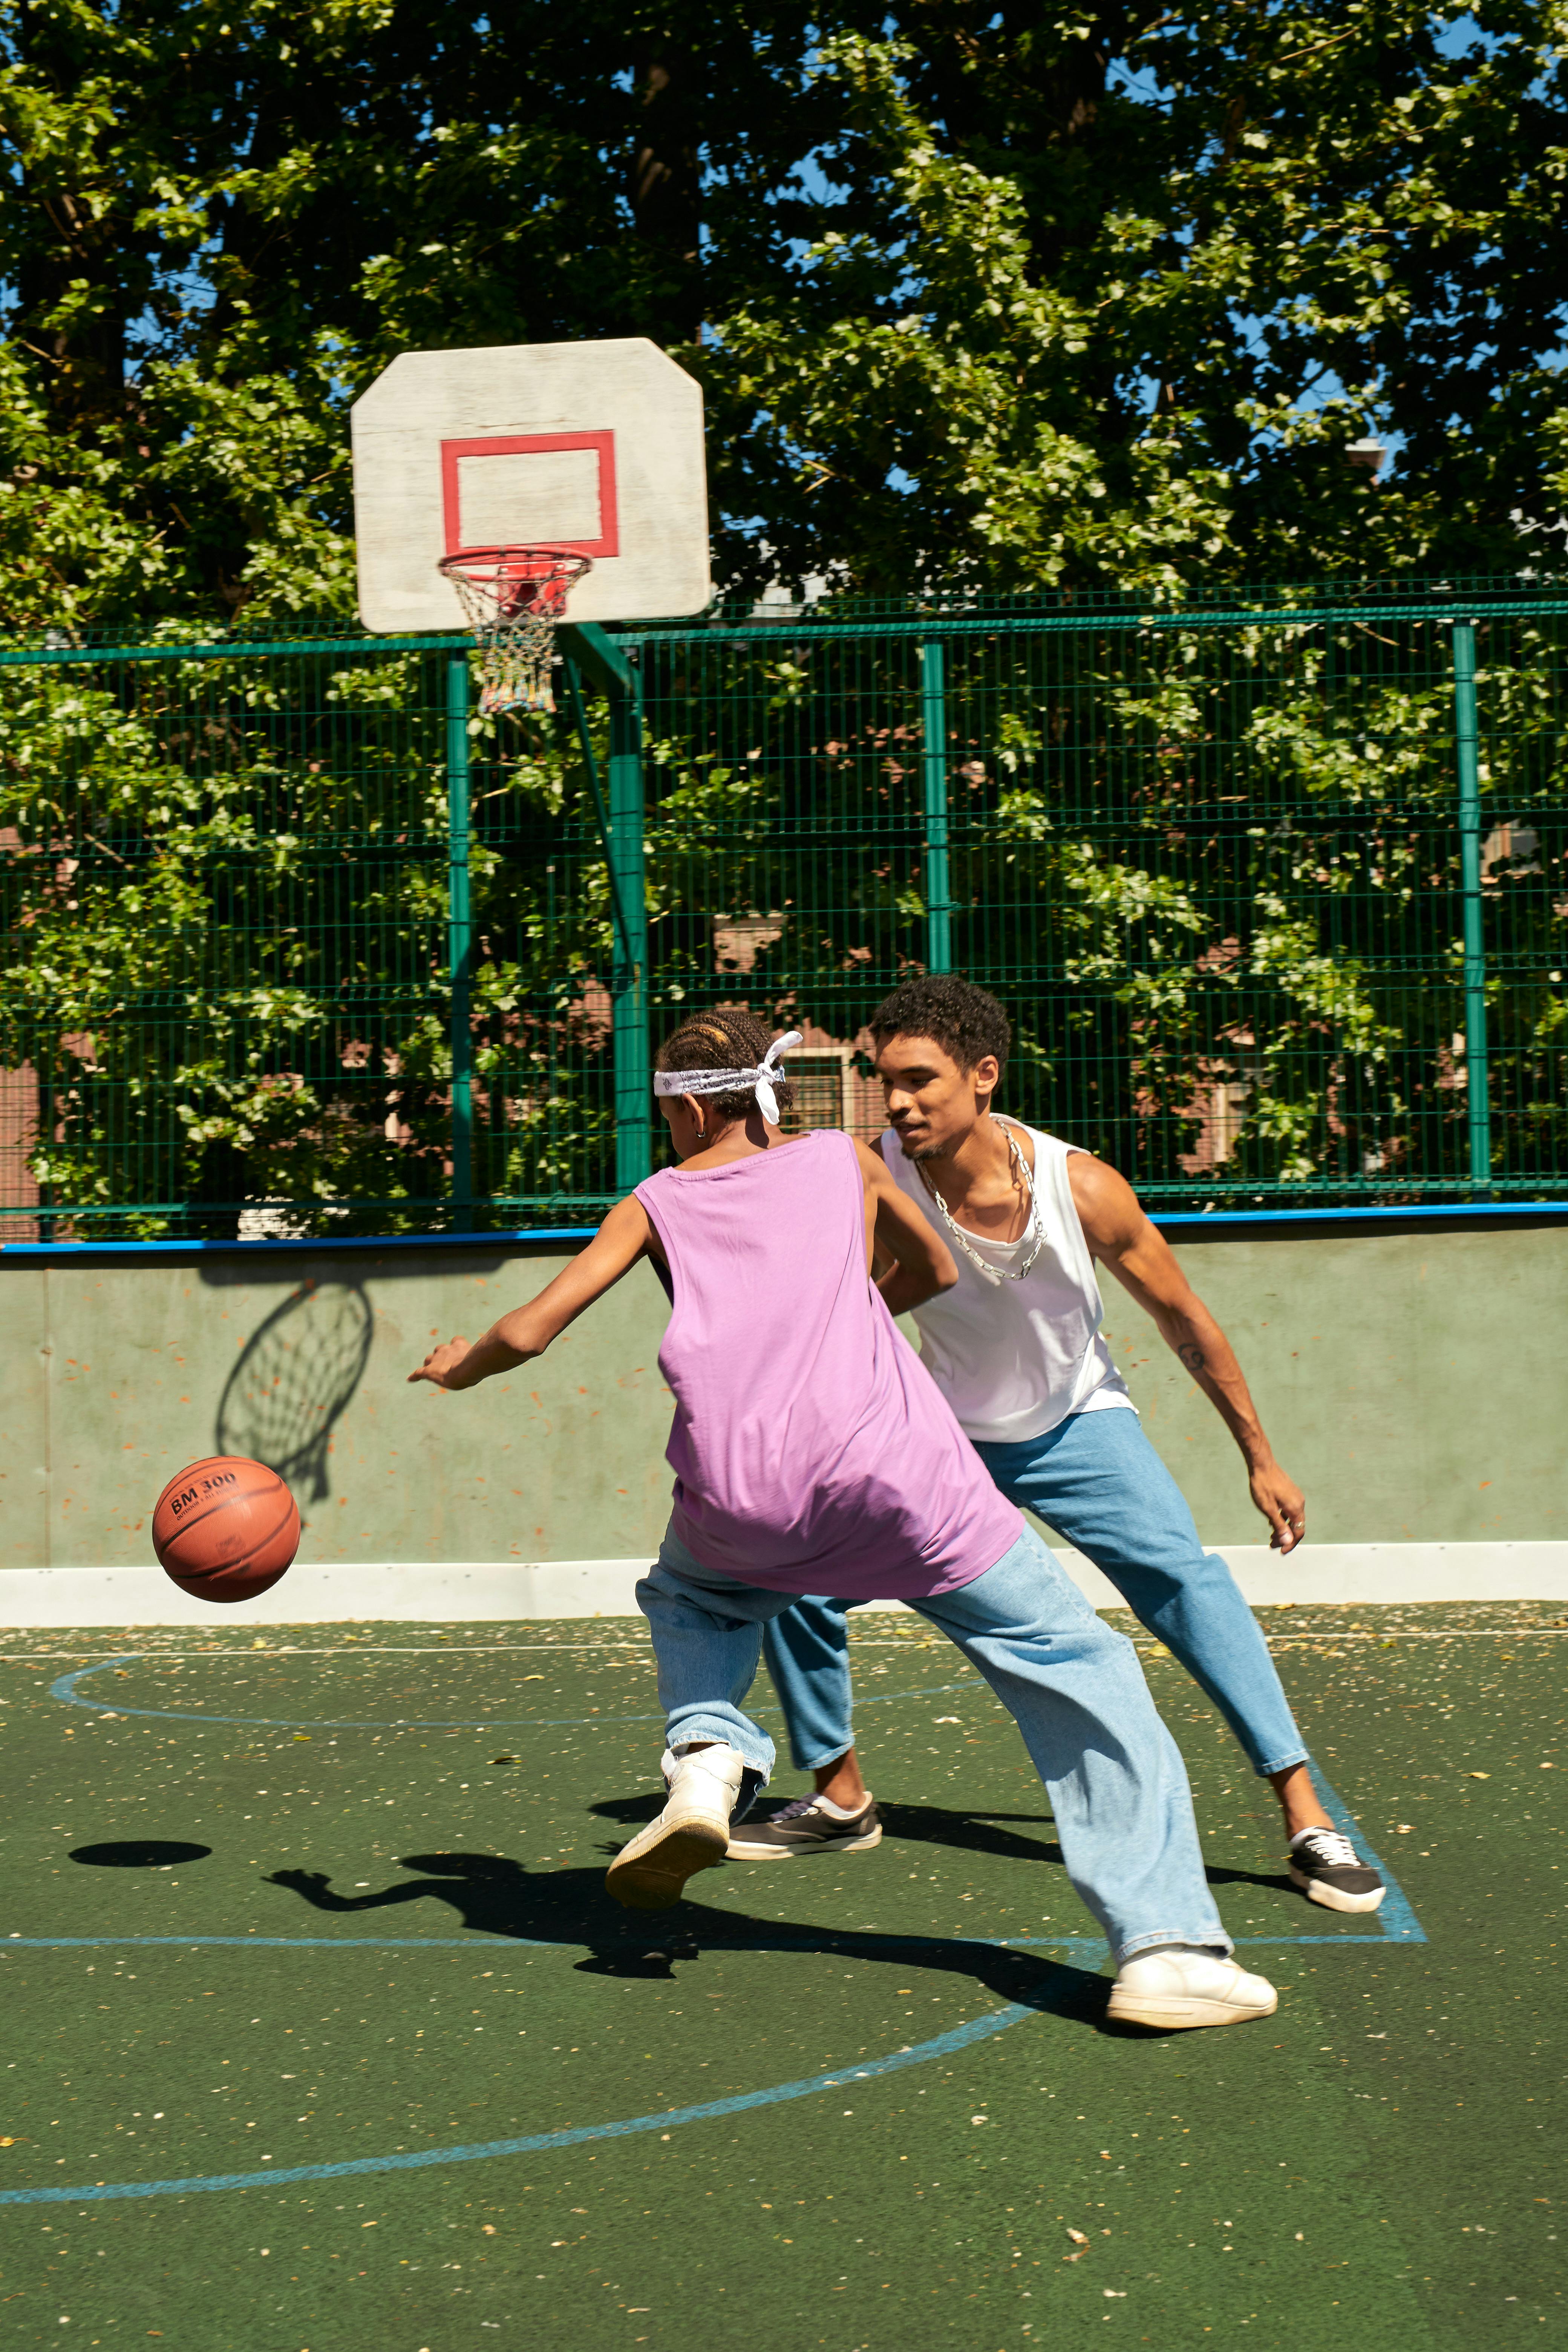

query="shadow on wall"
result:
[216,1282,374,1510]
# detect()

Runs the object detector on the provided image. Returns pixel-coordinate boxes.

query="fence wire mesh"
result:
[2,585,1564,1240]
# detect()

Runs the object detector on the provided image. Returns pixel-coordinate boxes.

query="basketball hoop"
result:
[438,544,593,718]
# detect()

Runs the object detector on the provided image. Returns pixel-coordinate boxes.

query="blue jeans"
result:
[762,1408,1308,1782]
[637,1519,1230,1965]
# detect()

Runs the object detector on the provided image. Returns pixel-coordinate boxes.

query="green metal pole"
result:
[446,652,474,1229]
[564,657,637,960]
[36,1052,54,1245]
[609,658,651,1190]
[1452,618,1491,1188]
[920,640,951,971]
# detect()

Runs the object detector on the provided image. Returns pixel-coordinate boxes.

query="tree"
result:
[2,4,1565,1234]
[2,2,1564,622]
[0,0,838,629]
[712,5,1568,596]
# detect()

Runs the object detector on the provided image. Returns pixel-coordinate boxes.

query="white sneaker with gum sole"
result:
[606,1744,746,1912]
[1106,1944,1278,2031]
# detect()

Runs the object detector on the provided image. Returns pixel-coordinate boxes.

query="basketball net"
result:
[438,544,593,718]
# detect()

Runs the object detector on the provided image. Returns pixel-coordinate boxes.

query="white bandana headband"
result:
[653,1030,803,1125]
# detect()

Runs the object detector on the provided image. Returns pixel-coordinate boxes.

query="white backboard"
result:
[351,338,711,631]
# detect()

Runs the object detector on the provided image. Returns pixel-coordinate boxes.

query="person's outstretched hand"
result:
[409,1336,473,1389]
[1250,1459,1307,1553]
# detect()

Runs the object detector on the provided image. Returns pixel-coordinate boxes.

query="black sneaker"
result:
[1288,1826,1386,1914]
[726,1793,883,1860]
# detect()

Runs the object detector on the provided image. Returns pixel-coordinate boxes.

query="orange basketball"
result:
[152,1456,300,1603]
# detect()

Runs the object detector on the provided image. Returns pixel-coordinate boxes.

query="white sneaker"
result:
[1107,1944,1278,2031]
[606,1745,746,1912]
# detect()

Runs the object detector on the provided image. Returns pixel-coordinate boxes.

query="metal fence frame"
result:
[594,588,1568,1200]
[2,582,1565,1235]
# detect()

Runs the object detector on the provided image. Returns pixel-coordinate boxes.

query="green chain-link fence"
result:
[2,580,1565,1240]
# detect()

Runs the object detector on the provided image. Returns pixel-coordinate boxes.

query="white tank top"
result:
[882,1119,1133,1444]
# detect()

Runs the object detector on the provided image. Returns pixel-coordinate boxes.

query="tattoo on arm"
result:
[1177,1340,1207,1374]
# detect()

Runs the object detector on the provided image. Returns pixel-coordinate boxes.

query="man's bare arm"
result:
[852,1138,959,1315]
[1069,1155,1307,1553]
[408,1193,654,1392]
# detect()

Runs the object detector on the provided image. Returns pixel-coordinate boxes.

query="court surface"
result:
[0,1601,1560,2350]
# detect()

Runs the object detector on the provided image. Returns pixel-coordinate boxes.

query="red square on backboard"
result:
[439,431,620,558]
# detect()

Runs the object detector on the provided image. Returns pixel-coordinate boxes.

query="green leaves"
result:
[1,0,1563,616]
[0,3,1563,1227]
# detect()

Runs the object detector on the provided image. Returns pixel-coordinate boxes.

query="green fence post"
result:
[35,1055,54,1244]
[920,639,951,972]
[446,651,474,1229]
[609,657,651,1189]
[1452,619,1491,1188]
[563,657,637,962]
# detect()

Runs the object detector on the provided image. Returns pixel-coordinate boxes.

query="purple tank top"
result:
[635,1129,1022,1598]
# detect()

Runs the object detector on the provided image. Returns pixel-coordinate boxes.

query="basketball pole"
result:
[446,652,475,1231]
[560,623,651,1191]
[608,659,651,1190]
[562,661,639,965]
[920,639,952,973]
[1452,617,1491,1192]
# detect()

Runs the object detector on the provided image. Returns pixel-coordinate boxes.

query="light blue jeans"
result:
[762,1407,1308,1783]
[637,1519,1230,1965]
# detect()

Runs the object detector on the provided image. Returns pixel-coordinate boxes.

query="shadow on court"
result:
[588,1791,1069,1867]
[69,1840,213,1868]
[1201,1860,1298,1894]
[265,1853,1110,2025]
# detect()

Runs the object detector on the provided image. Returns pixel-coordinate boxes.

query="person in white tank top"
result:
[735,975,1386,1918]
[876,1115,1136,1441]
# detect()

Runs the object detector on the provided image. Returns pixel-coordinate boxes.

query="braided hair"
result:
[655,1008,796,1125]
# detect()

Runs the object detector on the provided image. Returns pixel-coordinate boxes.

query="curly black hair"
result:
[655,1007,796,1123]
[867,975,1011,1075]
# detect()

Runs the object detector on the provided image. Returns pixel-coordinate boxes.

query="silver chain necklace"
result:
[916,1123,1044,1285]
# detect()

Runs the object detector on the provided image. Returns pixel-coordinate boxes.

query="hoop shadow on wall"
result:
[216,1282,374,1509]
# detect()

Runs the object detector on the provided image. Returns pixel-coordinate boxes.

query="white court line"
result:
[1219,1628,1567,1642]
[3,1626,1565,1666]
[0,1643,654,1660]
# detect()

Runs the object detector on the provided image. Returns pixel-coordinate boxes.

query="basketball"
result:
[152,1456,300,1603]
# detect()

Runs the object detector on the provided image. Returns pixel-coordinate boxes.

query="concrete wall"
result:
[1100,1222,1568,1547]
[0,1244,675,1573]
[2,1219,1565,1620]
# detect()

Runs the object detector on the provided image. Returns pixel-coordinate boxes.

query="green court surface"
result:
[0,1603,1560,2351]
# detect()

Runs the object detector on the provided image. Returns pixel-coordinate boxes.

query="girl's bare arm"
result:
[852,1138,958,1314]
[408,1193,654,1392]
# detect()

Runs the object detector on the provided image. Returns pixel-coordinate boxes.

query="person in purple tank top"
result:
[410,1011,1277,2031]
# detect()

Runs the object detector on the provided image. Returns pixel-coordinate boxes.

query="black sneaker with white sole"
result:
[726,1794,882,1860]
[1288,1825,1386,1914]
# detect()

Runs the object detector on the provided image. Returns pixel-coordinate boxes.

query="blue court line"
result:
[46,1673,1424,1938]
[43,1673,1430,1944]
[0,1931,1395,1954]
[47,1654,968,1731]
[1308,1757,1424,1942]
[43,1674,1425,1940]
[0,2000,1040,2208]
[4,1933,1113,1955]
[0,1900,1427,2209]
[0,1776,1424,2205]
